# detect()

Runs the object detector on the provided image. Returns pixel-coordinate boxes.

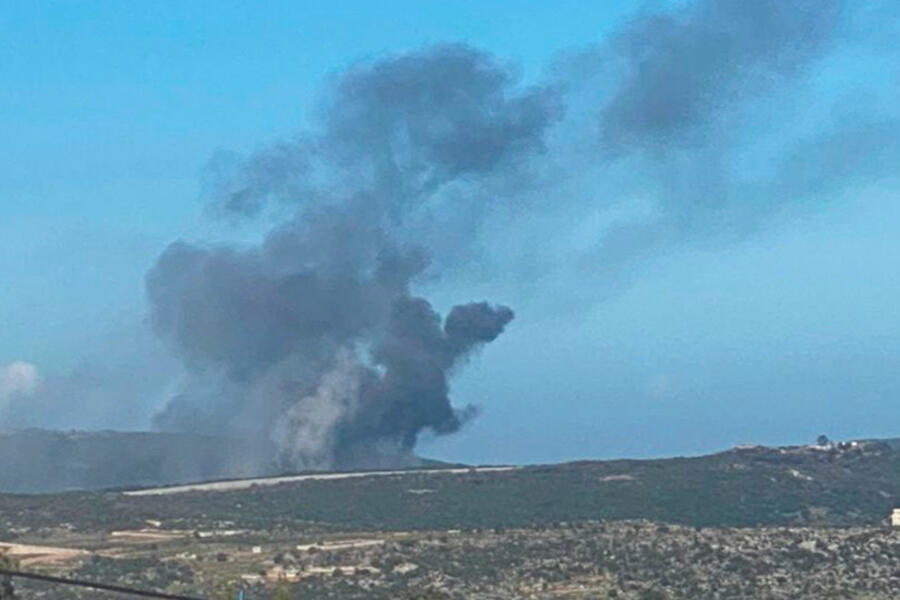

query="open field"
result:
[0,542,88,566]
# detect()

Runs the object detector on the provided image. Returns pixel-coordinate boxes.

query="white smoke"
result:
[0,361,40,421]
[271,352,363,470]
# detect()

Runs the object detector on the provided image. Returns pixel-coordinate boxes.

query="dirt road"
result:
[123,466,518,496]
[0,542,88,566]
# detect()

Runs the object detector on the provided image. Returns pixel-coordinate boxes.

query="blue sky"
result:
[2,1,900,465]
[0,0,632,367]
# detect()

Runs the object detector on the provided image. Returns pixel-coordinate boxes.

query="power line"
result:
[0,568,207,599]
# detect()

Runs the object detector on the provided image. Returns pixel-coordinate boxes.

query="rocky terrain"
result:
[247,521,900,599]
[3,437,900,598]
[6,521,900,599]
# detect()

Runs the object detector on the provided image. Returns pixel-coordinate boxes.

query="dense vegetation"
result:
[2,441,899,534]
[262,521,900,599]
[4,440,900,598]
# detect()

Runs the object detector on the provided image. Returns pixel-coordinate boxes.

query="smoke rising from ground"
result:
[0,361,39,419]
[144,0,900,472]
[5,0,895,483]
[147,45,539,470]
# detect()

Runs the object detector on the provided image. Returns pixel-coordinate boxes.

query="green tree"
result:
[213,579,241,600]
[639,588,668,600]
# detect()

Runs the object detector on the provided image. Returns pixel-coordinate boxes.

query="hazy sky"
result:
[2,0,899,465]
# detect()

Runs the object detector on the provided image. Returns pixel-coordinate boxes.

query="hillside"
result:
[4,438,900,598]
[2,438,899,533]
[0,429,277,493]
[0,430,465,494]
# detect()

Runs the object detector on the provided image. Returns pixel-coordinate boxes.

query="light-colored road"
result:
[123,466,518,497]
[0,542,88,566]
[109,530,190,541]
[294,538,384,552]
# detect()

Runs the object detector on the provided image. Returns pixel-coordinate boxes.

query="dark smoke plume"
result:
[147,45,551,470]
[145,0,897,474]
[0,0,895,495]
[553,0,859,290]
[600,0,844,152]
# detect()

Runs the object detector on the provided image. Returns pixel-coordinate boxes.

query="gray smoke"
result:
[147,44,549,470]
[550,0,868,290]
[600,0,844,152]
[146,1,898,473]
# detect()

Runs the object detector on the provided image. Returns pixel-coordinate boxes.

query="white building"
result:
[891,508,900,527]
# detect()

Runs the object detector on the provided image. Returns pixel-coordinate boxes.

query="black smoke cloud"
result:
[148,45,546,470]
[550,0,868,291]
[145,0,898,472]
[207,43,560,221]
[600,0,844,152]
